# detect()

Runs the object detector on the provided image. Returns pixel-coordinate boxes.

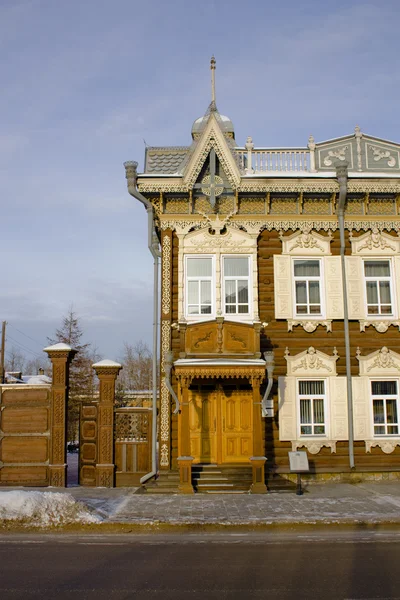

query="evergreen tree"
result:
[48,308,99,442]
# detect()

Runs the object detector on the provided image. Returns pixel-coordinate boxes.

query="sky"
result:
[2,0,400,364]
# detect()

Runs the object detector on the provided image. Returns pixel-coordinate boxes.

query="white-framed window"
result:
[298,380,326,436]
[293,259,323,317]
[185,256,214,316]
[222,256,251,316]
[371,380,399,436]
[364,260,393,316]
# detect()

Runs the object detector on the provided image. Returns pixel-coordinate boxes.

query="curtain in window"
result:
[187,258,212,277]
[372,381,397,395]
[299,381,325,395]
[364,261,390,277]
[294,260,320,277]
[224,257,249,277]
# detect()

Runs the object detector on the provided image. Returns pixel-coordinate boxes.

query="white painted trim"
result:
[292,257,325,319]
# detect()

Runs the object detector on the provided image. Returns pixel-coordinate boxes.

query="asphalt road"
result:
[1,530,400,599]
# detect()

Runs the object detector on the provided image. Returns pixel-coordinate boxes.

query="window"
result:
[371,380,399,436]
[298,380,326,436]
[186,257,213,316]
[293,260,322,316]
[223,256,250,315]
[364,260,393,316]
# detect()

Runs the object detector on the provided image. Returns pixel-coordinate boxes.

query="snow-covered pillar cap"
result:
[92,359,122,377]
[43,343,77,359]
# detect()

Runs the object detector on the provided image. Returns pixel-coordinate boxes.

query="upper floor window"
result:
[223,256,250,315]
[298,380,326,436]
[364,260,393,316]
[186,256,213,316]
[371,380,399,436]
[293,259,322,317]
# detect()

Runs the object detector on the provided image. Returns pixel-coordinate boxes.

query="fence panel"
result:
[79,402,98,486]
[114,407,152,486]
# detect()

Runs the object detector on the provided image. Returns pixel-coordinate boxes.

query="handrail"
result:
[235,147,311,173]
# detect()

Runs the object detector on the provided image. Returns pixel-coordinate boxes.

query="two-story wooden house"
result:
[124,59,400,493]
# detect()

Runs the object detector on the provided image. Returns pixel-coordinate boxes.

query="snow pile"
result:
[0,491,100,527]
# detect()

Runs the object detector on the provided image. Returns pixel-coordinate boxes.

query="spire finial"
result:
[210,55,216,107]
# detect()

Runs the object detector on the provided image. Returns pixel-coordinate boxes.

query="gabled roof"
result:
[145,147,190,174]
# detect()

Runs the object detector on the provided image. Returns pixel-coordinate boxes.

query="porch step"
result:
[141,472,180,494]
[192,464,253,494]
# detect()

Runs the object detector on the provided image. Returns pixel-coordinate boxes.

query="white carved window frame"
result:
[178,225,259,324]
[275,229,338,333]
[221,255,252,318]
[356,347,400,454]
[292,257,325,319]
[350,230,400,333]
[184,254,216,319]
[279,347,346,455]
[363,258,395,318]
[297,378,328,439]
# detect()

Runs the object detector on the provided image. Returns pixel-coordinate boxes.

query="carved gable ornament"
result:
[285,346,339,377]
[356,346,400,376]
[280,227,332,256]
[182,113,241,190]
[350,229,400,255]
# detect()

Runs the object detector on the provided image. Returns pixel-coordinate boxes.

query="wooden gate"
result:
[79,402,98,486]
[0,385,51,486]
[114,407,152,486]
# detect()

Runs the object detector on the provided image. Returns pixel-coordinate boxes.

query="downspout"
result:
[124,161,161,484]
[336,164,355,469]
[165,351,180,415]
[262,350,275,417]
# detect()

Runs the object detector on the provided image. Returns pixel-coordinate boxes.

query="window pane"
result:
[201,306,211,314]
[300,399,311,424]
[373,400,385,424]
[188,281,198,305]
[314,425,325,435]
[238,281,248,303]
[366,281,378,304]
[364,260,390,277]
[225,306,236,314]
[380,281,392,305]
[372,381,397,395]
[388,426,399,435]
[238,305,249,313]
[295,281,307,304]
[374,425,385,435]
[224,257,249,277]
[386,399,398,424]
[187,257,212,277]
[301,425,312,435]
[225,280,236,304]
[294,260,320,277]
[299,381,325,395]
[309,281,321,304]
[313,398,325,424]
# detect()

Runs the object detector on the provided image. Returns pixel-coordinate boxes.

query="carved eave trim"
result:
[356,346,400,376]
[280,228,332,255]
[238,180,339,193]
[348,181,400,194]
[183,223,256,253]
[138,179,188,193]
[350,229,400,255]
[288,320,332,333]
[292,440,337,454]
[360,320,400,333]
[285,346,339,377]
[365,440,400,454]
[182,113,241,190]
[174,365,266,385]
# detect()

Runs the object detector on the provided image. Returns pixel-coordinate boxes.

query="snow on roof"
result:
[43,342,73,352]
[174,358,266,367]
[22,375,51,385]
[92,359,122,368]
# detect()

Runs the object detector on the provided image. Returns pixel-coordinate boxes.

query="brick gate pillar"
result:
[92,360,122,488]
[44,343,77,487]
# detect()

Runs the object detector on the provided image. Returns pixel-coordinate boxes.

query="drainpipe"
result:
[262,350,275,417]
[336,164,355,469]
[165,351,180,415]
[124,161,161,484]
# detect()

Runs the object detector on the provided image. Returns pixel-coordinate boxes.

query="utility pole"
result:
[1,321,6,384]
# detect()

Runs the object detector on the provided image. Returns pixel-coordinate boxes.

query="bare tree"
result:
[5,346,26,373]
[116,341,153,406]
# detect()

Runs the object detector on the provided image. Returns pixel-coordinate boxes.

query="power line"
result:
[7,323,46,349]
[6,335,43,358]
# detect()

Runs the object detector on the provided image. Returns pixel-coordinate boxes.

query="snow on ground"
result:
[0,491,100,527]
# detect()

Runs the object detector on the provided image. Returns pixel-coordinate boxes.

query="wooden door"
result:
[189,385,253,464]
[189,388,217,463]
[221,388,253,463]
[79,403,98,486]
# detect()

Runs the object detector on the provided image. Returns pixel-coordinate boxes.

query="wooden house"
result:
[124,58,400,492]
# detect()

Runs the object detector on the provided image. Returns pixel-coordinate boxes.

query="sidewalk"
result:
[10,480,400,527]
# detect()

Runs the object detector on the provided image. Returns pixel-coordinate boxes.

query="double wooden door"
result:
[188,384,253,464]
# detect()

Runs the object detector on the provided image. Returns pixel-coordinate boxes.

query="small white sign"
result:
[288,451,309,472]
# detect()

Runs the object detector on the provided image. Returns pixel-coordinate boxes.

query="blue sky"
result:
[2,0,400,362]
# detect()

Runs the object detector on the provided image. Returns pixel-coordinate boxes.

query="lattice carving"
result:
[160,321,171,466]
[302,199,331,215]
[164,198,189,214]
[218,196,235,214]
[194,197,214,214]
[346,199,364,215]
[53,391,64,426]
[368,199,395,215]
[270,199,298,214]
[239,198,265,214]
[114,411,149,441]
[101,430,112,463]
[162,235,171,316]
